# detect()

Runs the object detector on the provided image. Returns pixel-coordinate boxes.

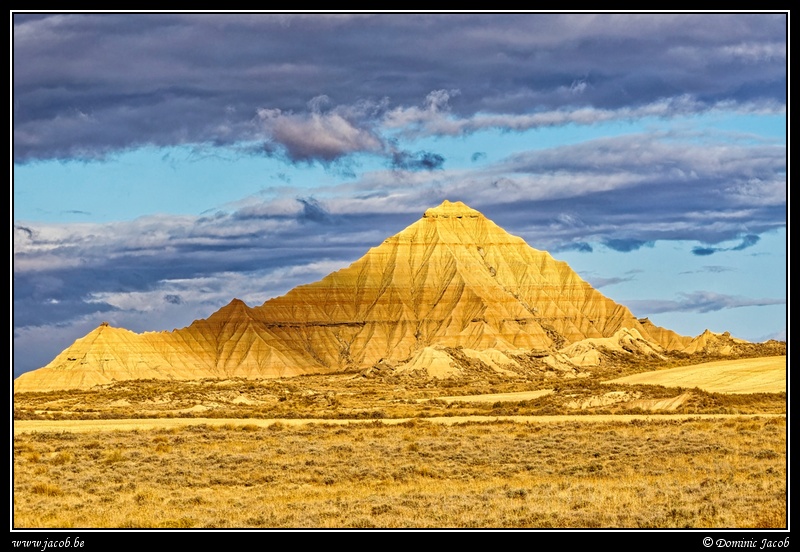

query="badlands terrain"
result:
[13,201,786,528]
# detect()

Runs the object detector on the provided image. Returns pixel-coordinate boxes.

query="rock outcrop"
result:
[15,200,696,392]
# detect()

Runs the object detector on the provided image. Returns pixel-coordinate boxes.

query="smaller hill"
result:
[559,328,667,367]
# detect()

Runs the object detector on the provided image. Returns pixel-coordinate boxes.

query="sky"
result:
[12,12,788,378]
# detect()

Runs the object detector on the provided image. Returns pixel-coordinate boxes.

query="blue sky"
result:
[12,13,787,377]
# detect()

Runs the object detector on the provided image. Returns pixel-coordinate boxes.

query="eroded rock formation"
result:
[15,200,697,392]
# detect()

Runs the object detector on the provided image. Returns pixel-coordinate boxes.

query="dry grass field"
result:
[606,356,786,394]
[13,417,785,529]
[13,351,787,529]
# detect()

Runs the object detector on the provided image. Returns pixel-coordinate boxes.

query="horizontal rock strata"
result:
[15,200,695,392]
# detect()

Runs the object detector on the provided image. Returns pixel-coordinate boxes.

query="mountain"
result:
[15,200,695,393]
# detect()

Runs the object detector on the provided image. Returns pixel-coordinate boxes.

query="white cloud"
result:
[257,107,384,162]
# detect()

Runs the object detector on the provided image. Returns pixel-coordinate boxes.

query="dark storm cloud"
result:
[13,13,786,163]
[626,291,785,315]
[13,296,118,328]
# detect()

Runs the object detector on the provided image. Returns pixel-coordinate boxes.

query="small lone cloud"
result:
[163,294,183,305]
[680,265,736,275]
[692,234,761,256]
[471,152,487,162]
[691,247,717,256]
[702,265,735,273]
[256,107,383,164]
[391,150,445,171]
[603,239,654,253]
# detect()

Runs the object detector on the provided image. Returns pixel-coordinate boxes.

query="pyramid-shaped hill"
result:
[14,200,695,392]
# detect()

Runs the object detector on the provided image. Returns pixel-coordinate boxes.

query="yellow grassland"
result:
[13,350,786,529]
[605,356,786,394]
[13,417,785,528]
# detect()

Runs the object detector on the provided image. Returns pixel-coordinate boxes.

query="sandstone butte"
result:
[17,200,729,393]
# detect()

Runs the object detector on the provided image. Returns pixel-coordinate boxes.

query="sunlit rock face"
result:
[14,200,692,392]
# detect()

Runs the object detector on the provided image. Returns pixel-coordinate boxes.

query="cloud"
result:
[385,95,783,139]
[383,89,461,134]
[626,291,785,314]
[732,234,761,250]
[691,234,761,256]
[554,242,593,253]
[257,107,384,163]
[12,202,405,332]
[390,150,445,171]
[296,129,784,253]
[13,295,118,329]
[603,239,654,253]
[14,224,34,240]
[231,129,783,252]
[679,265,736,275]
[455,132,785,249]
[297,197,333,224]
[13,13,785,163]
[584,275,635,288]
[753,328,786,343]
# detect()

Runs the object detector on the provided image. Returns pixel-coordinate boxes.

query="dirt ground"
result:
[431,389,554,404]
[13,412,784,435]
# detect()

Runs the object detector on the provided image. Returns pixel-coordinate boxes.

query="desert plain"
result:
[13,353,787,529]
